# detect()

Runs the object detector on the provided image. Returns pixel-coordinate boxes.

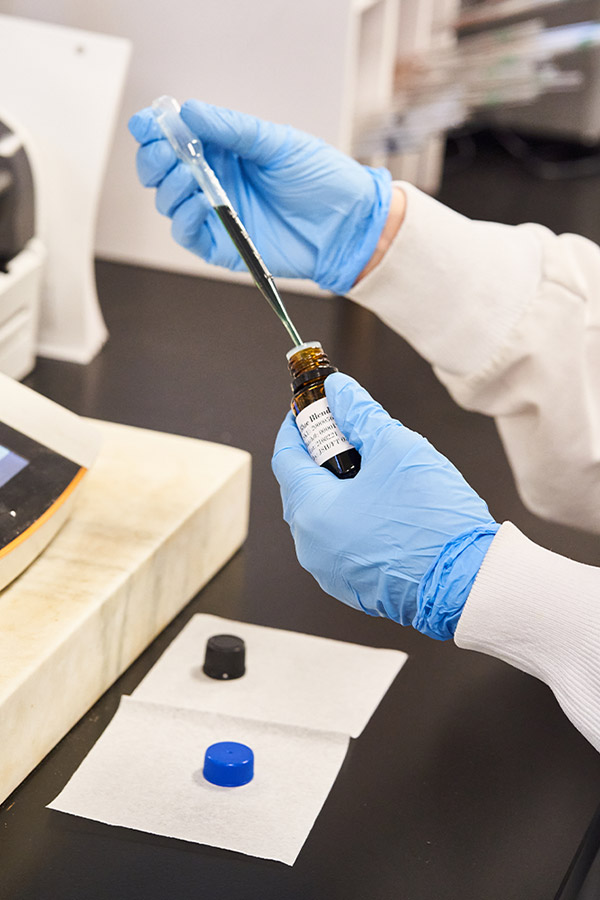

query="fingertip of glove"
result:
[180,99,219,133]
[271,444,307,484]
[127,111,144,138]
[180,98,205,118]
[272,412,308,470]
[136,139,177,188]
[273,410,301,452]
[128,108,160,143]
[325,372,373,413]
[324,371,357,395]
[170,194,211,251]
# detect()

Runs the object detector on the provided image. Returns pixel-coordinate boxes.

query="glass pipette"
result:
[152,96,303,347]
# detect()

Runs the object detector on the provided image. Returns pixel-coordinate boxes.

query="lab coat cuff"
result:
[455,521,600,753]
[349,182,543,380]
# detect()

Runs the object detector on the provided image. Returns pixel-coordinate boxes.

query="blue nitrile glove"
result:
[272,373,500,639]
[128,101,392,294]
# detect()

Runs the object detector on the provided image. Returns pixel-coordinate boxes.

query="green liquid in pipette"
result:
[215,205,302,347]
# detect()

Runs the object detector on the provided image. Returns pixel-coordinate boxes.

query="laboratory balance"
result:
[0,371,100,591]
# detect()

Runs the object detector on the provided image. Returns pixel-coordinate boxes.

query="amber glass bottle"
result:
[286,342,361,479]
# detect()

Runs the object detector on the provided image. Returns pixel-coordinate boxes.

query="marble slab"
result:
[0,420,251,804]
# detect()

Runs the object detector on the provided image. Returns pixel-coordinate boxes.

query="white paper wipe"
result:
[48,698,349,865]
[132,614,407,738]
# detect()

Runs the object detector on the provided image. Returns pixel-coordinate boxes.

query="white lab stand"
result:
[0,14,131,367]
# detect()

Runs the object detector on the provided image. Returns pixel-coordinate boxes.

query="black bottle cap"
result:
[203,634,246,680]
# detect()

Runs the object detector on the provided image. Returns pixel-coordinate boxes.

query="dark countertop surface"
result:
[2,133,600,899]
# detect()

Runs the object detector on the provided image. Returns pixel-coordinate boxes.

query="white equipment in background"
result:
[0,15,131,368]
[457,0,600,143]
[0,373,101,592]
[0,111,46,380]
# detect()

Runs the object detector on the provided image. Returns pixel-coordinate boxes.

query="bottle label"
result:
[295,398,354,466]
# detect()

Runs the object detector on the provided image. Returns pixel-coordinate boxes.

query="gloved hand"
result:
[272,373,500,639]
[128,101,392,294]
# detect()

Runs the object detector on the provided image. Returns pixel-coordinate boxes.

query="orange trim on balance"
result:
[0,466,88,559]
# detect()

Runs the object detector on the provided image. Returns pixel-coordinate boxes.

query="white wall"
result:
[0,0,354,283]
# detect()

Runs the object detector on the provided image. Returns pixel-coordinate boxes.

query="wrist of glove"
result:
[128,101,392,294]
[272,372,499,639]
[415,527,498,639]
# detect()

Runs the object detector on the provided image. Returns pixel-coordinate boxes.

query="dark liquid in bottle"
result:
[323,447,361,479]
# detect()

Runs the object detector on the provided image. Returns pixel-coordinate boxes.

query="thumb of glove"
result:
[325,372,402,457]
[180,100,295,166]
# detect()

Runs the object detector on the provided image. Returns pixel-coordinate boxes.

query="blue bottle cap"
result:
[203,741,254,787]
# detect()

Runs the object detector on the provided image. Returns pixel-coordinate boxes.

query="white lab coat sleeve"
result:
[349,181,600,534]
[455,521,600,752]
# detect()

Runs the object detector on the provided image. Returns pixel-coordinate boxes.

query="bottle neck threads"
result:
[287,342,336,389]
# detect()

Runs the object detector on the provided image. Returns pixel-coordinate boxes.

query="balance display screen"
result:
[0,444,28,489]
[0,422,82,550]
